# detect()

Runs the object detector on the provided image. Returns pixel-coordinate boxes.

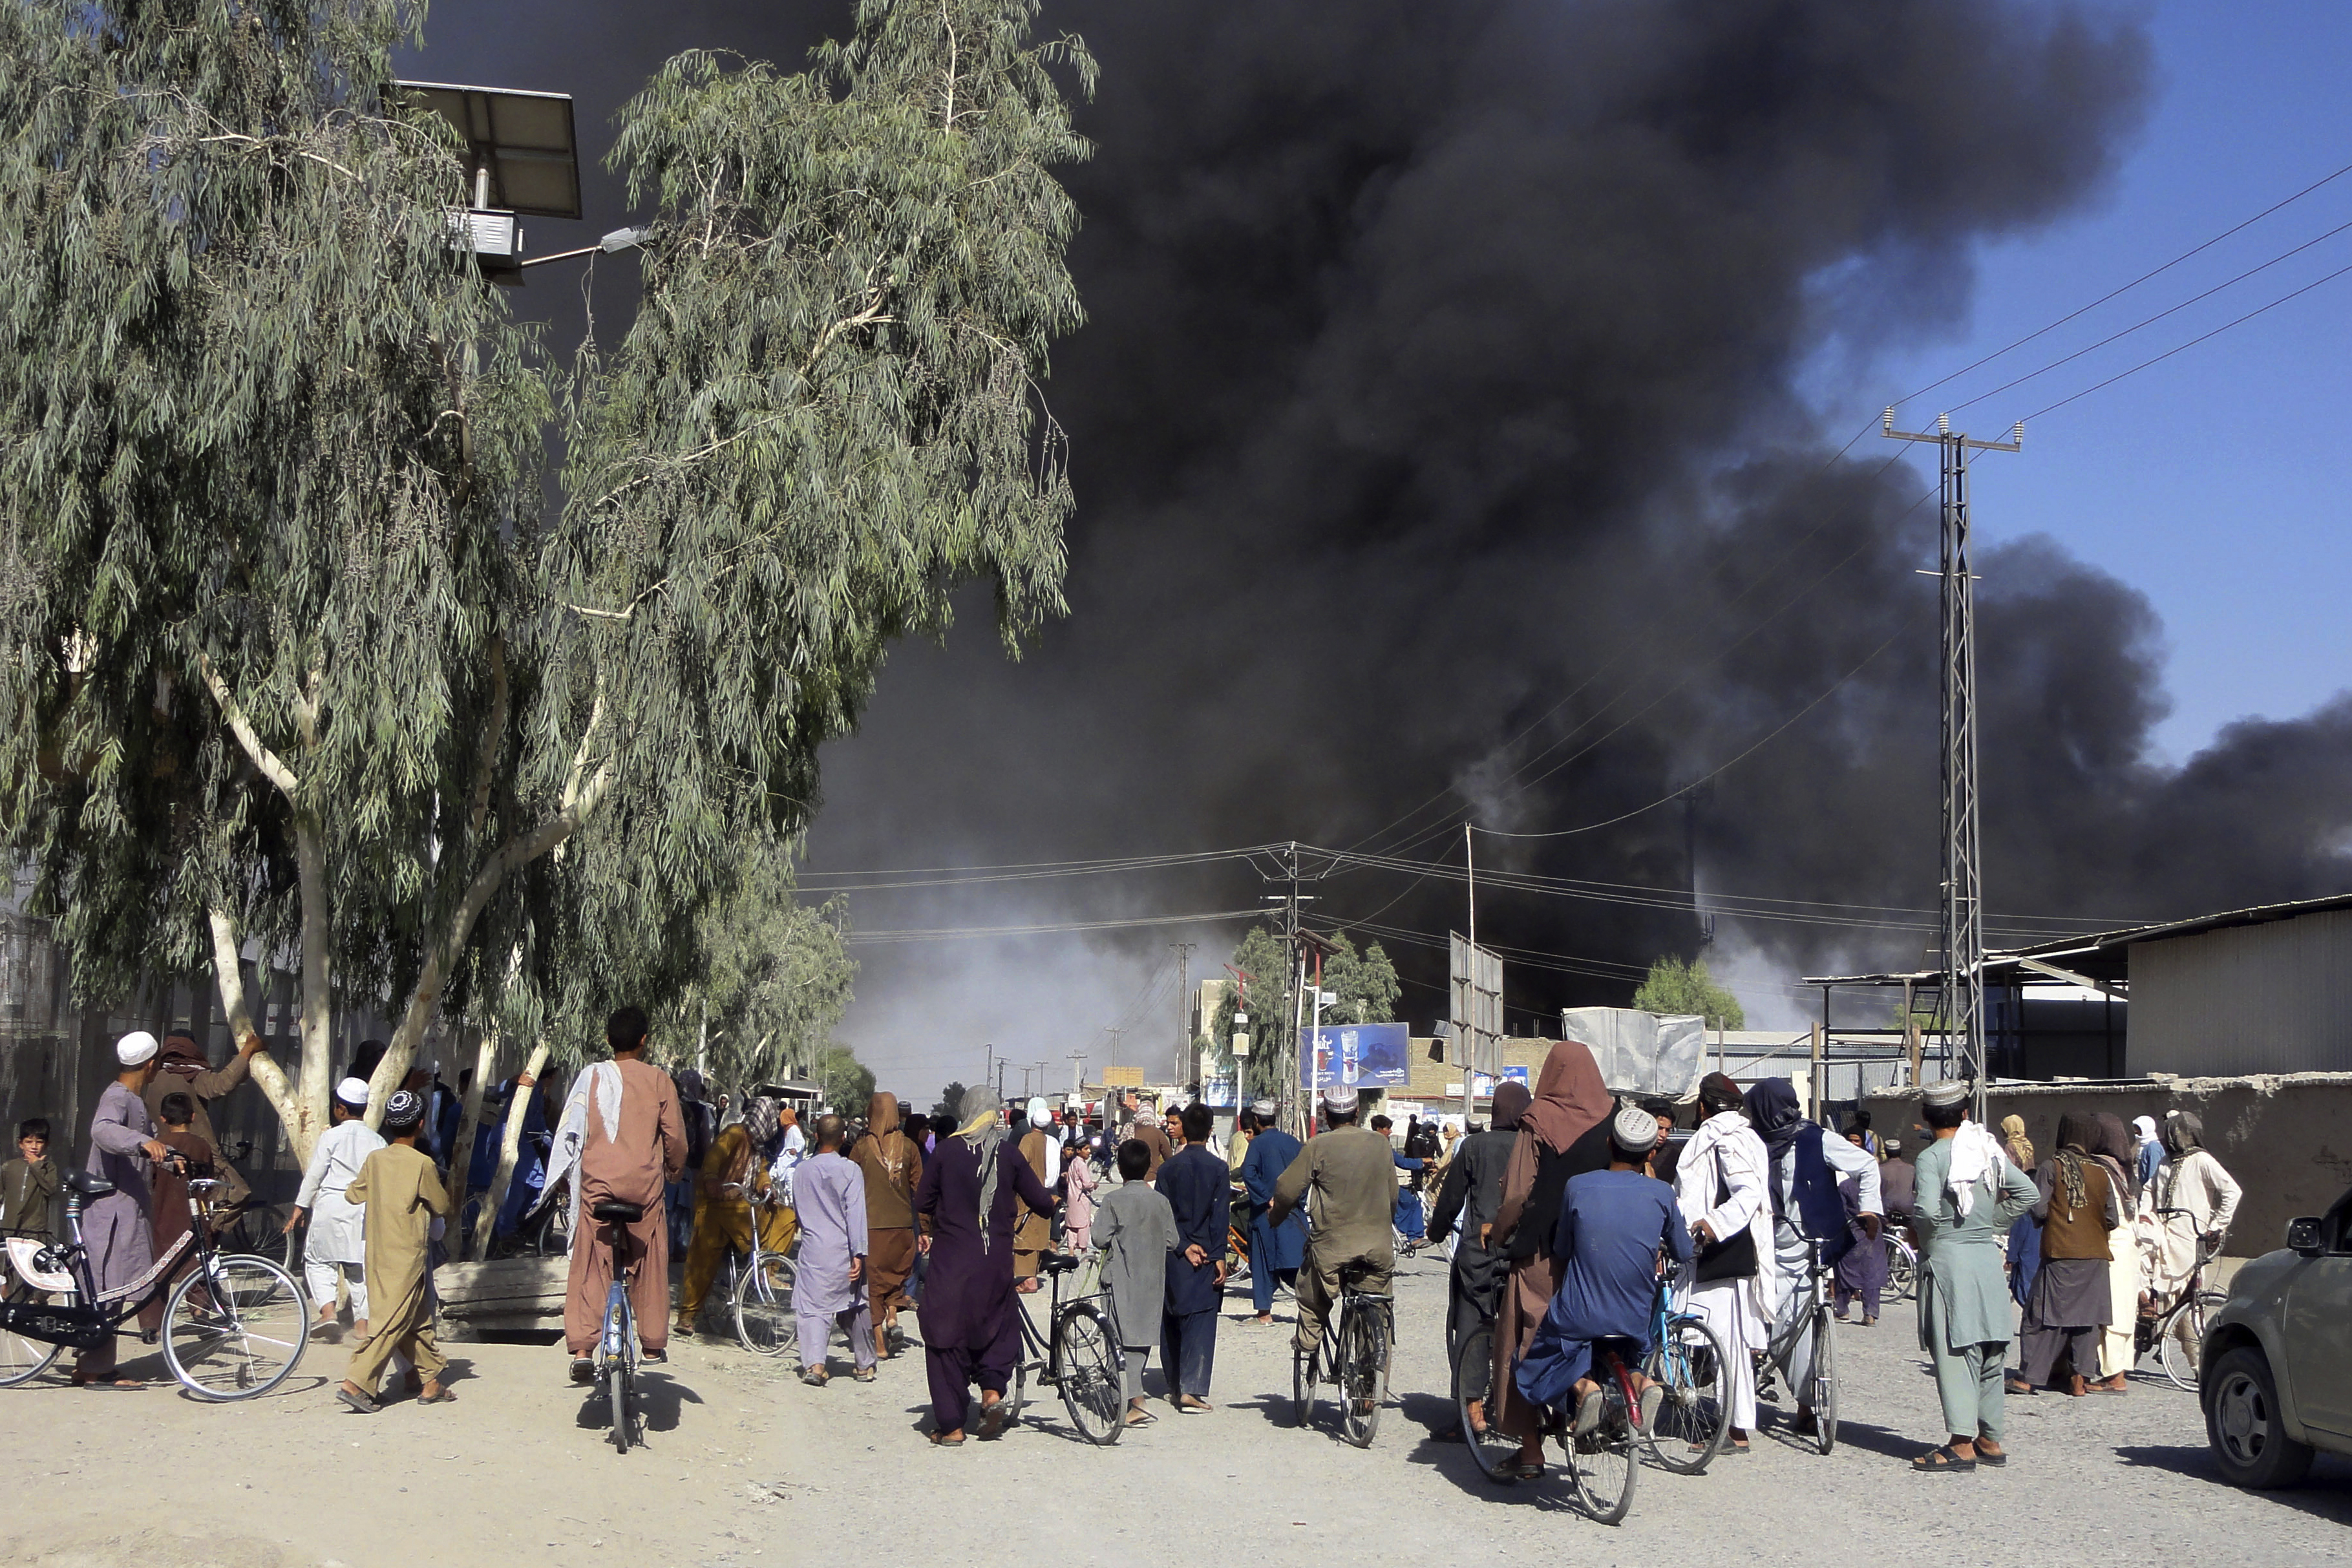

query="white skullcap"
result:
[1320,1086,1359,1115]
[1610,1103,1660,1154]
[1921,1079,1970,1109]
[115,1031,159,1067]
[335,1077,371,1108]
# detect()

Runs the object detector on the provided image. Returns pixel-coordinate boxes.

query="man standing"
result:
[77,1032,173,1387]
[1269,1088,1397,1368]
[1013,1097,1056,1292]
[1673,1072,1773,1454]
[792,1115,875,1386]
[1745,1077,1880,1439]
[1428,1082,1528,1370]
[674,1097,778,1337]
[548,1006,687,1383]
[1156,1101,1229,1413]
[1131,1103,1172,1182]
[145,1028,266,1209]
[1236,1102,1305,1328]
[851,1091,922,1359]
[1911,1080,2037,1471]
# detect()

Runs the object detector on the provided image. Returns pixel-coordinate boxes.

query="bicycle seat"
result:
[591,1200,644,1225]
[1039,1253,1082,1275]
[61,1170,114,1200]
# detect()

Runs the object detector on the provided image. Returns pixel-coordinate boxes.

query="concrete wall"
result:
[1859,1072,2352,1260]
[2130,909,2352,1075]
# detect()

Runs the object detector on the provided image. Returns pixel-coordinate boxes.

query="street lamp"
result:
[395,80,647,282]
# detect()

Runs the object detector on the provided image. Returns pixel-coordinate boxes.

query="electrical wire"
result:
[841,907,1266,943]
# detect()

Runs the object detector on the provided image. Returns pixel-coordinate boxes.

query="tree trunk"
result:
[207,907,322,1166]
[445,1028,500,1255]
[474,1041,550,1262]
[291,812,334,1155]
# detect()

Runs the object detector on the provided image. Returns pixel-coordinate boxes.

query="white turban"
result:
[115,1030,159,1067]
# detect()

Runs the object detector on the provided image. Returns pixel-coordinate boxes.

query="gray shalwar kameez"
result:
[1912,1133,2038,1440]
[79,1083,159,1379]
[1092,1181,1176,1401]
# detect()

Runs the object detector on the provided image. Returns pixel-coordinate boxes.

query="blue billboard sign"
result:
[1302,1022,1412,1091]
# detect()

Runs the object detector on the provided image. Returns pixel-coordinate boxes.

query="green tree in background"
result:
[1321,933,1402,1024]
[0,0,1095,1160]
[933,1081,970,1119]
[1202,926,1401,1103]
[671,855,857,1097]
[1633,955,1746,1030]
[810,1045,877,1114]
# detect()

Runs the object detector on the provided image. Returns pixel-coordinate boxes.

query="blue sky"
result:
[1821,2,2352,764]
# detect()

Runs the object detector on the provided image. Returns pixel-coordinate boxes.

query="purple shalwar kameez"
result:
[79,1084,158,1379]
[912,1128,1055,1434]
[792,1150,874,1372]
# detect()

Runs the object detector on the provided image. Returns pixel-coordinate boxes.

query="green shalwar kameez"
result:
[1912,1134,2038,1441]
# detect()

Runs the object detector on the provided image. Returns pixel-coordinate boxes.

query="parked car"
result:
[2199,1181,2352,1488]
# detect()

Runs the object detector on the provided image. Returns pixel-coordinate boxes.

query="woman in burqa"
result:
[1485,1041,1615,1478]
[2086,1112,2145,1392]
[911,1086,1055,1444]
[853,1091,924,1358]
[2010,1112,2120,1398]
[1425,1079,1533,1418]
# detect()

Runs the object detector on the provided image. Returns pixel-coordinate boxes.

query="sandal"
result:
[1124,1408,1158,1427]
[929,1430,966,1447]
[977,1397,1008,1438]
[335,1384,380,1415]
[852,1367,876,1383]
[1911,1444,1977,1473]
[1975,1447,2008,1467]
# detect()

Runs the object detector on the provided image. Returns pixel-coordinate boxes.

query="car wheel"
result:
[2204,1346,2315,1490]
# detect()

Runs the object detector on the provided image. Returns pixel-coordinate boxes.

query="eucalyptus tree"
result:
[0,0,1096,1162]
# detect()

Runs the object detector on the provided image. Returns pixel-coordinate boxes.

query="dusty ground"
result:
[3,1252,2346,1568]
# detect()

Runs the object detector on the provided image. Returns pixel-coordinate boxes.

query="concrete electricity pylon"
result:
[1883,407,2022,1118]
[1169,942,1197,1086]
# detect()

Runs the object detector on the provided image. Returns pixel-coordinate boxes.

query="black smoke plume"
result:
[414,2,2352,1070]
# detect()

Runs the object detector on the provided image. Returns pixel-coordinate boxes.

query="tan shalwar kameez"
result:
[853,1092,922,1347]
[1013,1127,1052,1280]
[562,1059,688,1355]
[343,1142,454,1394]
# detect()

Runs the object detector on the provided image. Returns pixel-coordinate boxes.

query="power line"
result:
[842,907,1265,944]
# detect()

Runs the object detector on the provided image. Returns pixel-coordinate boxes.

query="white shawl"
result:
[1944,1118,2008,1218]
[536,1061,622,1230]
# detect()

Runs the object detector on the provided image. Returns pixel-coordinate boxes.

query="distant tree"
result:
[1209,925,1294,1103]
[1633,955,1746,1030]
[933,1081,970,1119]
[810,1044,876,1114]
[668,856,856,1096]
[1322,934,1401,1024]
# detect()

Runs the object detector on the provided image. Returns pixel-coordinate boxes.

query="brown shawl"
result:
[853,1092,922,1231]
[1519,1039,1612,1154]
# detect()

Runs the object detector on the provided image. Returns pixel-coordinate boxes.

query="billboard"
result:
[1301,1022,1412,1091]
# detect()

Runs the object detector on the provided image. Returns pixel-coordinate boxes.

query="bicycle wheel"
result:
[1051,1302,1125,1446]
[1293,1346,1315,1428]
[610,1363,633,1453]
[164,1255,308,1401]
[0,1298,67,1387]
[1452,1322,1521,1482]
[1886,1240,1916,1303]
[1808,1305,1838,1455]
[1642,1315,1730,1474]
[1339,1304,1388,1448]
[1565,1381,1639,1525]
[2161,1289,2227,1392]
[731,1254,795,1357]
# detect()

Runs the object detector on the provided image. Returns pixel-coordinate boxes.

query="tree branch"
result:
[194,652,299,799]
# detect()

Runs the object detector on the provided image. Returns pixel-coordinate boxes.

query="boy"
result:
[289,1078,381,1342]
[149,1093,217,1322]
[1,1118,58,1242]
[336,1090,455,1412]
[1092,1139,1178,1428]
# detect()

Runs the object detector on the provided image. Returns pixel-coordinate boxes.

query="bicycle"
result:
[0,1163,308,1399]
[1291,1262,1392,1448]
[1558,1337,1647,1525]
[724,1192,799,1358]
[1640,1275,1732,1474]
[1883,1218,1918,1304]
[2139,1213,2227,1391]
[999,1252,1127,1445]
[586,1198,645,1454]
[1755,1238,1839,1455]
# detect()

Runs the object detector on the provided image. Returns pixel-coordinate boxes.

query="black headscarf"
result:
[2162,1110,2204,1158]
[1490,1081,1532,1132]
[1744,1078,1803,1160]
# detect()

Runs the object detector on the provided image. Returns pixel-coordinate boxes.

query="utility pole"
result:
[1463,824,1475,1130]
[1067,1050,1087,1107]
[1170,942,1197,1087]
[1884,407,2021,1122]
[1105,1026,1125,1074]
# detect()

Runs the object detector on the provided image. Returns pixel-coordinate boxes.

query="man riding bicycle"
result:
[1267,1087,1397,1360]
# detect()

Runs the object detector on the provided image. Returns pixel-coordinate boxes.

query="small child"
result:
[337,1090,455,1412]
[147,1094,217,1330]
[1,1118,58,1242]
[290,1078,382,1342]
[1091,1139,1178,1428]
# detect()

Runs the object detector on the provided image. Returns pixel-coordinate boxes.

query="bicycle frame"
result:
[0,1174,209,1351]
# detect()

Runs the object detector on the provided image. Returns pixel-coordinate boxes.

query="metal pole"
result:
[1171,942,1196,1086]
[1885,408,2018,1124]
[1463,825,1476,1130]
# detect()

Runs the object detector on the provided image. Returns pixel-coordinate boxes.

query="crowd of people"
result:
[0,1019,2241,1477]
